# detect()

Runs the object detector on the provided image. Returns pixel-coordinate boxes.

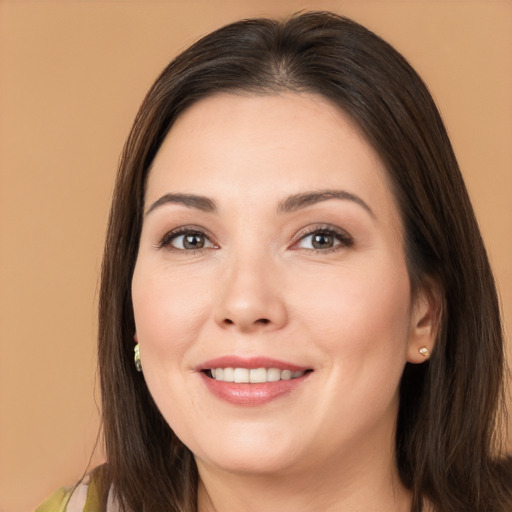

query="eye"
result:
[158,228,217,251]
[294,227,353,252]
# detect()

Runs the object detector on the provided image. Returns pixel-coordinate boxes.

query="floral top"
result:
[36,470,118,512]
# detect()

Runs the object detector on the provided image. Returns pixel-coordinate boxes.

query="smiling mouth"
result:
[204,367,312,383]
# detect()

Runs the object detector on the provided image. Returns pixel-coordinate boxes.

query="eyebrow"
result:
[277,189,375,219]
[145,193,217,216]
[145,189,374,219]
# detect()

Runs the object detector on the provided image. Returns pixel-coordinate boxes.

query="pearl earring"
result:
[418,346,430,358]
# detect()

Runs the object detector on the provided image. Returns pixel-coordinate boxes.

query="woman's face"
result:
[132,92,433,478]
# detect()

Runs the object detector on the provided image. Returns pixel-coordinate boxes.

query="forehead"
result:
[146,92,398,223]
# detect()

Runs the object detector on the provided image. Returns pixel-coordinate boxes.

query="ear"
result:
[407,282,443,364]
[134,332,139,343]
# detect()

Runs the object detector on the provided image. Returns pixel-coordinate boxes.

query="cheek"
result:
[131,264,213,433]
[131,264,212,364]
[292,261,412,365]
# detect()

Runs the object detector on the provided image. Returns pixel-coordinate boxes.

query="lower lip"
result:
[200,372,311,406]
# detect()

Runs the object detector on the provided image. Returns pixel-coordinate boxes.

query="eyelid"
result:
[156,225,218,251]
[155,223,352,253]
[290,224,354,251]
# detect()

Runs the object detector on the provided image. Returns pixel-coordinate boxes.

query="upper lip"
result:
[197,356,310,372]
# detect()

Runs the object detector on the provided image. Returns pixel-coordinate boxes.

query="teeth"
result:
[249,368,267,383]
[267,368,281,382]
[223,367,234,381]
[281,370,292,380]
[234,368,249,383]
[210,367,306,383]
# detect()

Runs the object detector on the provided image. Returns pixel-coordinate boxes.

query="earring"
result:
[134,343,142,372]
[418,346,430,358]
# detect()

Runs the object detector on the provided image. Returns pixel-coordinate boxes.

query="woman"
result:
[37,11,511,512]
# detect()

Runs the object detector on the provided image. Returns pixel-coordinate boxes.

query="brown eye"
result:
[295,228,353,252]
[163,230,215,251]
[182,233,206,249]
[311,233,335,249]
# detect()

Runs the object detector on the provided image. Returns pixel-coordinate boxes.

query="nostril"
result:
[222,317,270,326]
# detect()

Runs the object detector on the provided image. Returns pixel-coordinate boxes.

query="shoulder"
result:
[35,487,72,512]
[35,466,119,512]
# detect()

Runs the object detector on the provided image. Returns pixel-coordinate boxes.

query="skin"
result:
[131,92,436,512]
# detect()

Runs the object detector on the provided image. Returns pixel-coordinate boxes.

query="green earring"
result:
[134,343,142,372]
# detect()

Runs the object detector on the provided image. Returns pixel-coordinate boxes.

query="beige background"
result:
[0,1,511,511]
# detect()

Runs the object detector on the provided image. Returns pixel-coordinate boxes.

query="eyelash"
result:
[291,225,353,253]
[157,226,215,252]
[156,225,353,253]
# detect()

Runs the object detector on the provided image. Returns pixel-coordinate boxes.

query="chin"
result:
[198,451,298,477]
[190,428,305,476]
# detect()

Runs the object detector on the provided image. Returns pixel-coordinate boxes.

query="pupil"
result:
[184,234,204,249]
[313,233,333,249]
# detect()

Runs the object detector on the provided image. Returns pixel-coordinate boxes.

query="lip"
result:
[198,356,312,406]
[198,356,309,372]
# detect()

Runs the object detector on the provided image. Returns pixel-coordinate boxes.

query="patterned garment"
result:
[36,472,119,512]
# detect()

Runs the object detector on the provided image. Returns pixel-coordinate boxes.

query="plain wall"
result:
[1,1,511,511]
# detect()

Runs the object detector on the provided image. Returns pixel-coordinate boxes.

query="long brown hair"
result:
[98,12,511,511]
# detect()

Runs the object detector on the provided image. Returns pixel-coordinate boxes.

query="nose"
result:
[214,253,288,334]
